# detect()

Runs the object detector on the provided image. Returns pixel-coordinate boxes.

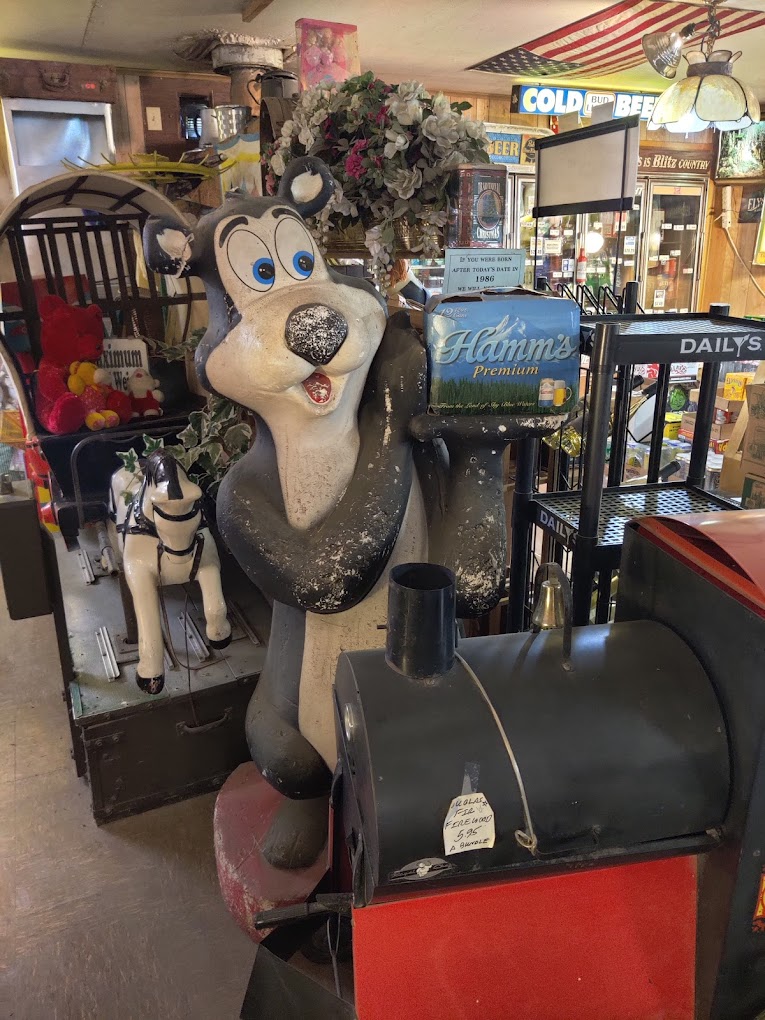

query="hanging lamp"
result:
[642,23,697,79]
[647,0,760,132]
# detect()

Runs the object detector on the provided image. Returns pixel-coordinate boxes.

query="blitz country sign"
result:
[512,85,658,121]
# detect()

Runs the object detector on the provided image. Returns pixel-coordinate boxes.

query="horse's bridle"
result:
[121,481,206,580]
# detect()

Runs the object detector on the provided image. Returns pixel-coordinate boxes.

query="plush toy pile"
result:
[35,296,133,434]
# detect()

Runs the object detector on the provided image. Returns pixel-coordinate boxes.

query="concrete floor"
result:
[0,579,257,1020]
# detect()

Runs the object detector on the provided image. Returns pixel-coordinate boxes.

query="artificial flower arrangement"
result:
[264,72,491,286]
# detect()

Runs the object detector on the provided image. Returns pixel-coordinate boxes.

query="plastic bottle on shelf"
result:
[575,248,587,286]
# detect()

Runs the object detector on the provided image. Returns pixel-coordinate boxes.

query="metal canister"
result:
[447,164,508,249]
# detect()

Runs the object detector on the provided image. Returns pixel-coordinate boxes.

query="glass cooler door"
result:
[517,179,577,290]
[579,182,644,301]
[643,182,705,314]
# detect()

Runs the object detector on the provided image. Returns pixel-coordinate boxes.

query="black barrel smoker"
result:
[331,512,765,1020]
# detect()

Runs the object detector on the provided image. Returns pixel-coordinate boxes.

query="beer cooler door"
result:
[642,181,705,314]
[516,178,577,290]
[579,182,644,304]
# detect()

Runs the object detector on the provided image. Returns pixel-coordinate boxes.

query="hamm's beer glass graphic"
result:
[554,379,573,407]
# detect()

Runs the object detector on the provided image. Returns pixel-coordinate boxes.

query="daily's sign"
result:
[512,85,659,121]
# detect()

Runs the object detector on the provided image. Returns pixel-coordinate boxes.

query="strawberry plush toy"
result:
[35,296,131,433]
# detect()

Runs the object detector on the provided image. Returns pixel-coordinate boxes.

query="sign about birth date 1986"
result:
[443,248,526,295]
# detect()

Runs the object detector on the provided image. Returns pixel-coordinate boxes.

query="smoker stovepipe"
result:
[386,562,456,680]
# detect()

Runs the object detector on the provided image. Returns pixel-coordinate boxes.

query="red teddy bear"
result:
[35,296,132,434]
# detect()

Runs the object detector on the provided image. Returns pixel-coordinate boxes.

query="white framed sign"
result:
[443,248,525,295]
[98,337,150,393]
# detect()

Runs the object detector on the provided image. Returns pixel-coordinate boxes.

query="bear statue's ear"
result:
[278,156,336,218]
[143,218,195,278]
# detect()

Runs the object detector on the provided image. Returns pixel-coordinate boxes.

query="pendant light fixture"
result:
[642,23,697,79]
[647,0,760,132]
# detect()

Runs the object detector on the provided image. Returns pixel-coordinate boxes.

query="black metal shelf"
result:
[509,307,755,629]
[530,482,737,568]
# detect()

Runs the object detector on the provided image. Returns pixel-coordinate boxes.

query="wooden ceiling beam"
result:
[242,0,276,22]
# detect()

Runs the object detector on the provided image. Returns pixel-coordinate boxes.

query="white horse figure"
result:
[110,448,231,693]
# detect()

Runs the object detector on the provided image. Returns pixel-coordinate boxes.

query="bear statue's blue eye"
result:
[292,250,314,278]
[253,257,275,285]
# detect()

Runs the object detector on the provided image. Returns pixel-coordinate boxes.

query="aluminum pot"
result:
[210,104,251,142]
[200,107,220,145]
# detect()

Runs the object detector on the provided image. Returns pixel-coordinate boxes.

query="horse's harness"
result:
[121,479,205,583]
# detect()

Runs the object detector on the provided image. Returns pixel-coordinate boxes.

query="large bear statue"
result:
[144,157,514,868]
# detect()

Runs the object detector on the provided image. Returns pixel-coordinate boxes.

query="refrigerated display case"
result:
[642,182,705,314]
[516,177,706,312]
[579,184,643,300]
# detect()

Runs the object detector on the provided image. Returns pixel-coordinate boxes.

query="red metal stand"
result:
[214,763,328,941]
[353,856,697,1020]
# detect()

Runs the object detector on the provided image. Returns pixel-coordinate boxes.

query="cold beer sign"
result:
[512,85,659,121]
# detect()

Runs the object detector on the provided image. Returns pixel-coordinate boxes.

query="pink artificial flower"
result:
[375,109,388,126]
[345,153,365,179]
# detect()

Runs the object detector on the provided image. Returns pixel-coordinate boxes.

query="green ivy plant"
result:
[115,323,254,496]
[165,396,253,494]
[115,434,164,505]
[143,327,207,363]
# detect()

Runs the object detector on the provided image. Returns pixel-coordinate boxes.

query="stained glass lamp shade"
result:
[649,49,760,132]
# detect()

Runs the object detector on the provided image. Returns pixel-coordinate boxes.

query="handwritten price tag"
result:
[443,792,496,856]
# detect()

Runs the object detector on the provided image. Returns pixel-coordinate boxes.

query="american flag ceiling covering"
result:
[468,1,765,78]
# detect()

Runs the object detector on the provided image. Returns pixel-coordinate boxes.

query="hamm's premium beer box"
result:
[425,289,580,416]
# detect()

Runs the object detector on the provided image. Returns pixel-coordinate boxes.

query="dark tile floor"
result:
[0,581,257,1019]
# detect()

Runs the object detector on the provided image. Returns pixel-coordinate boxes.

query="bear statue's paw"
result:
[261,794,329,870]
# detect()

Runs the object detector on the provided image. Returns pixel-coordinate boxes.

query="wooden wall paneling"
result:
[114,73,145,162]
[487,96,512,123]
[138,72,230,161]
[699,180,765,317]
[443,92,547,129]
[472,96,490,123]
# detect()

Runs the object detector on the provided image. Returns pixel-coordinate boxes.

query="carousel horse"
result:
[110,448,231,693]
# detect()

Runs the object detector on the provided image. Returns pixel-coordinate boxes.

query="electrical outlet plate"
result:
[145,106,162,131]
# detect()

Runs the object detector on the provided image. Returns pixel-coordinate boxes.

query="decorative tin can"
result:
[447,165,507,249]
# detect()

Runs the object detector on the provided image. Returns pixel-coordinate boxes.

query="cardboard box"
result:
[688,388,740,419]
[723,372,755,401]
[425,289,580,416]
[679,412,734,443]
[742,474,765,509]
[747,383,765,423]
[741,420,765,479]
[720,450,746,497]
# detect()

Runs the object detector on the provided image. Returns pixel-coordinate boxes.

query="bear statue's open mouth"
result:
[302,371,332,404]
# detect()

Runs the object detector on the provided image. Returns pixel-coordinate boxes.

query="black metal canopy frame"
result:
[0,171,205,533]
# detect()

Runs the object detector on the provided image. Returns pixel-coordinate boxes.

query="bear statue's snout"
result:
[284,304,349,366]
